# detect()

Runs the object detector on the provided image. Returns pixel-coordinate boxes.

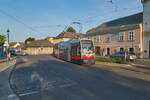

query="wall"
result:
[142,0,150,58]
[143,0,150,32]
[25,47,53,55]
[143,32,150,58]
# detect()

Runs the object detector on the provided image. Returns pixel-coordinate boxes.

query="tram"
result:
[53,38,95,64]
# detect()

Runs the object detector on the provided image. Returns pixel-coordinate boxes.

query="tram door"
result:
[67,46,71,61]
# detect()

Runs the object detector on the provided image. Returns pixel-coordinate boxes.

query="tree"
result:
[66,27,76,33]
[25,37,35,44]
[0,35,6,46]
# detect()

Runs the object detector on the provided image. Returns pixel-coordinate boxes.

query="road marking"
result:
[59,82,77,88]
[8,94,19,100]
[131,63,147,67]
[19,91,39,97]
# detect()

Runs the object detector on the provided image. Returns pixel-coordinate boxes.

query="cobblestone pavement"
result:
[10,55,150,100]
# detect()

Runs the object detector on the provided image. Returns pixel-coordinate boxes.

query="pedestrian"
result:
[7,52,11,61]
[124,51,127,64]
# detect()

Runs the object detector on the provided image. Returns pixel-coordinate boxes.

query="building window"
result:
[111,34,119,41]
[119,32,124,41]
[95,35,100,42]
[128,31,135,41]
[106,34,110,42]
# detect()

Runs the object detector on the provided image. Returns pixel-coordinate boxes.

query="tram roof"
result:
[58,38,92,45]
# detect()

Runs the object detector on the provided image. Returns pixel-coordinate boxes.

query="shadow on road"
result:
[9,55,150,100]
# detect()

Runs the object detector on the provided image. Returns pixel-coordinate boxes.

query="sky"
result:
[0,0,143,42]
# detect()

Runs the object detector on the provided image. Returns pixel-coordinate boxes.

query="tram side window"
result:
[71,47,74,56]
[77,46,81,56]
[65,49,67,55]
[74,47,77,56]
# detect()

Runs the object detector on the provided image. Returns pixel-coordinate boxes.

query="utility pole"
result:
[72,22,83,33]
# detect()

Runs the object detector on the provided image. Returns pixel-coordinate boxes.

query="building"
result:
[56,32,85,39]
[24,40,53,55]
[46,37,69,44]
[47,32,85,44]
[86,12,144,57]
[142,0,150,58]
[9,42,25,51]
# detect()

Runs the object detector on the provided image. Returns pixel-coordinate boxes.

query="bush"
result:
[96,56,124,64]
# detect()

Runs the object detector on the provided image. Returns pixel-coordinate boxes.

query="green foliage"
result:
[66,27,76,33]
[0,35,6,46]
[25,37,35,44]
[96,56,124,64]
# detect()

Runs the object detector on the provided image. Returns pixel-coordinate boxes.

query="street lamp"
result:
[6,29,10,59]
[7,29,10,44]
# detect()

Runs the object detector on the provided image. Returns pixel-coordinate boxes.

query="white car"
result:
[15,51,28,56]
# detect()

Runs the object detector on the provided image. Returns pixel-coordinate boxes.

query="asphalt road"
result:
[10,55,150,100]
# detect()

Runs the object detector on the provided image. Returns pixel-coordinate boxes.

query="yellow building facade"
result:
[47,37,70,44]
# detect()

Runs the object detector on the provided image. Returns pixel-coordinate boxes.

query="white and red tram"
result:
[53,38,95,64]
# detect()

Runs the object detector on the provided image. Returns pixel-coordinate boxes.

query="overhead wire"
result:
[34,5,142,29]
[0,9,42,34]
[81,6,142,24]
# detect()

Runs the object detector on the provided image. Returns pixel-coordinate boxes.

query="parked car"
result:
[110,52,137,60]
[15,51,28,56]
[9,49,16,55]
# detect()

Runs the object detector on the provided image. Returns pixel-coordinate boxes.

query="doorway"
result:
[95,46,100,56]
[129,48,134,53]
[107,48,110,55]
[120,48,124,52]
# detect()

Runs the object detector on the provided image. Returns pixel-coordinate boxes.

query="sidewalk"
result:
[0,57,6,63]
[130,59,150,69]
[0,59,19,100]
[95,61,132,67]
[94,59,150,69]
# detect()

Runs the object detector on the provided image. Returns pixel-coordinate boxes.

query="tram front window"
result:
[81,40,94,51]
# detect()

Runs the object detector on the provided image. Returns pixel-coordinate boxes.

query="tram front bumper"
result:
[83,59,95,64]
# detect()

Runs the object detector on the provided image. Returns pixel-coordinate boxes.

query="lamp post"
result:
[6,29,10,60]
[7,29,10,44]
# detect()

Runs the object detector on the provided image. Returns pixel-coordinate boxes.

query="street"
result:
[10,55,150,100]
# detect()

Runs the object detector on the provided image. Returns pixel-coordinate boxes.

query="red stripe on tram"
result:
[71,56,82,60]
[71,56,95,60]
[82,56,95,59]
[60,54,95,60]
[60,54,67,58]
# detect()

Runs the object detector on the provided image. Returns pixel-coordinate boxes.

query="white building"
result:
[142,0,150,58]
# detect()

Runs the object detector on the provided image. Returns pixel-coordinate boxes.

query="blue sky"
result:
[0,0,143,42]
